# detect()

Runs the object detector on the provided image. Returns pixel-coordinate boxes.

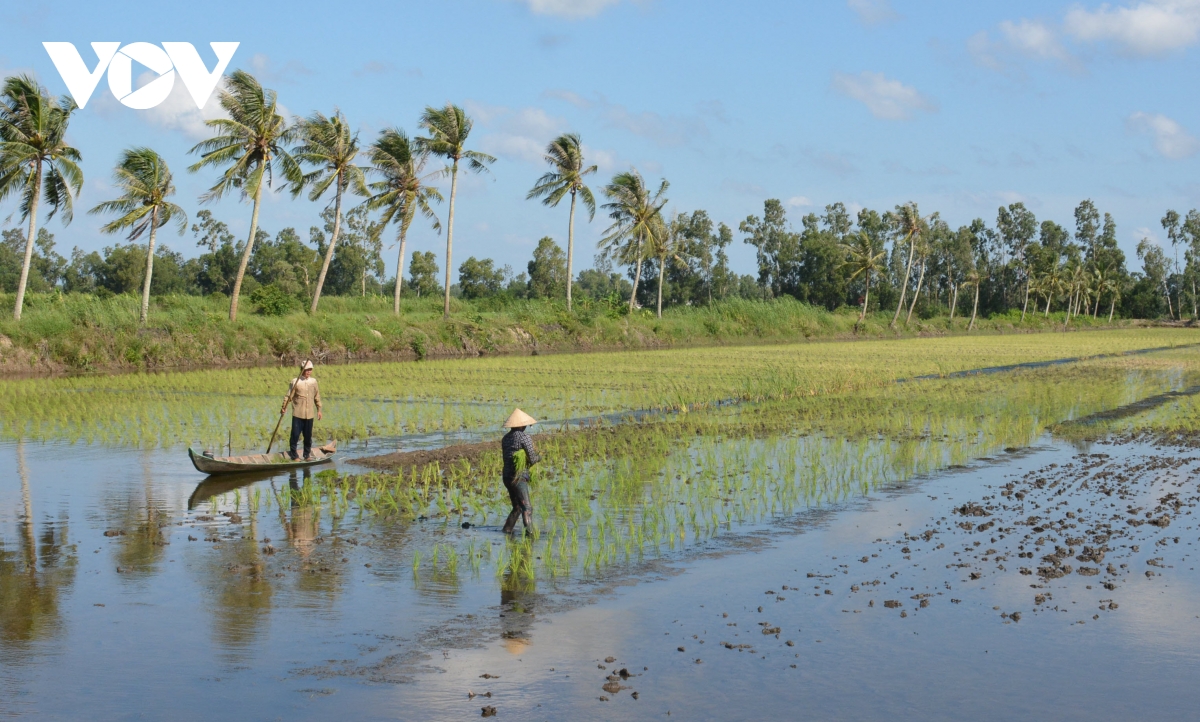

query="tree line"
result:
[1,71,1189,325]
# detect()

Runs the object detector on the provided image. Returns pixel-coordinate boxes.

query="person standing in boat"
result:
[501,409,541,535]
[282,361,322,460]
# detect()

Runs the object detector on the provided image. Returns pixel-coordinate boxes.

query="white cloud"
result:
[978,1,1200,70]
[787,196,813,207]
[847,0,900,25]
[520,0,623,19]
[720,179,766,196]
[1065,0,1200,56]
[468,102,567,164]
[966,31,1006,71]
[999,19,1073,61]
[544,90,710,146]
[140,72,228,140]
[247,53,314,83]
[582,144,619,171]
[830,71,937,121]
[1127,111,1200,158]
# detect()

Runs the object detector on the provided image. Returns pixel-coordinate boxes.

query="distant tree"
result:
[250,227,318,298]
[740,199,797,298]
[0,228,64,293]
[293,109,368,312]
[89,147,187,322]
[711,222,735,300]
[0,74,82,320]
[1074,199,1101,269]
[415,104,495,318]
[1179,209,1200,318]
[458,256,506,299]
[1137,237,1172,319]
[527,133,597,311]
[996,202,1038,320]
[188,70,301,321]
[840,230,887,323]
[408,250,440,298]
[365,127,442,314]
[600,169,668,312]
[889,202,926,328]
[314,205,384,297]
[527,236,566,299]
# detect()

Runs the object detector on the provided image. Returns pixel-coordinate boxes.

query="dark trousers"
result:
[502,474,533,533]
[289,416,314,457]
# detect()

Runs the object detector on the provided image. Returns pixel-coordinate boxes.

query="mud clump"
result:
[883,600,902,609]
[481,705,497,717]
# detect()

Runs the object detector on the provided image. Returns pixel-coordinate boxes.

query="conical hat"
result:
[503,408,537,428]
[301,360,314,371]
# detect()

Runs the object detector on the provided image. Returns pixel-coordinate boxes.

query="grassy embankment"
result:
[2,327,1194,450]
[0,291,1142,373]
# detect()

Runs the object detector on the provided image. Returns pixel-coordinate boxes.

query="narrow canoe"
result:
[188,442,336,475]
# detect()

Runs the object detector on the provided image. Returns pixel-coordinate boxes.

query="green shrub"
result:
[250,284,300,316]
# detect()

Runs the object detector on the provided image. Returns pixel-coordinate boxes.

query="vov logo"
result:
[43,42,239,110]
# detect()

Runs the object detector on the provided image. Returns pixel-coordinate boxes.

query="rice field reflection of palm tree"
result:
[112,449,170,575]
[0,441,77,656]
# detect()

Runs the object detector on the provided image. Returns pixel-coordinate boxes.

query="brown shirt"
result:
[288,377,322,419]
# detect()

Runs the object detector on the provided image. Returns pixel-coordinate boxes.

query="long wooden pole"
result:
[266,361,306,454]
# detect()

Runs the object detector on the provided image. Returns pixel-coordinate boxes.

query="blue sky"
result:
[4,0,1199,278]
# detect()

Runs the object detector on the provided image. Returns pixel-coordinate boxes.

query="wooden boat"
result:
[188,442,336,475]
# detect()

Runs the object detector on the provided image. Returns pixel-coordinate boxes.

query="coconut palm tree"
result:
[648,212,684,319]
[600,169,669,313]
[890,202,925,328]
[292,109,369,313]
[88,148,187,323]
[415,104,495,319]
[188,70,301,322]
[840,230,887,324]
[365,128,443,315]
[0,75,82,321]
[526,133,597,312]
[965,264,982,331]
[904,222,935,326]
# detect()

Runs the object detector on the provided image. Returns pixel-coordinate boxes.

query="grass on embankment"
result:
[0,290,1149,373]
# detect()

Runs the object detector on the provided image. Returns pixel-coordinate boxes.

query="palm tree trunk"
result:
[310,179,345,314]
[393,227,407,315]
[443,159,460,320]
[1165,285,1175,320]
[18,440,35,568]
[891,233,916,328]
[1021,275,1030,322]
[656,252,666,319]
[13,160,42,322]
[1044,292,1051,317]
[969,282,979,330]
[629,240,644,313]
[905,257,926,325]
[229,177,265,322]
[859,272,871,323]
[566,190,576,312]
[140,207,159,324]
[949,283,958,321]
[1192,278,1197,318]
[1109,297,1116,323]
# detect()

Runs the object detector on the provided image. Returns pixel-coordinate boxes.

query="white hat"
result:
[503,408,537,428]
[302,360,314,371]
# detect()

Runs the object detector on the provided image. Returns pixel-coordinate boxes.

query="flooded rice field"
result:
[2,331,1199,720]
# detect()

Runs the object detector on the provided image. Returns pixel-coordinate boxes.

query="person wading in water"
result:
[282,361,323,460]
[501,409,541,535]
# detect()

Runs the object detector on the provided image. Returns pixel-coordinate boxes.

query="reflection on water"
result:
[1,442,78,666]
[0,351,1198,719]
